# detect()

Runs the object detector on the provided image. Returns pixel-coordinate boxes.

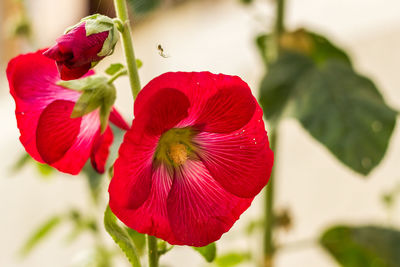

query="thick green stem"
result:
[113,0,141,99]
[263,0,285,266]
[147,235,159,267]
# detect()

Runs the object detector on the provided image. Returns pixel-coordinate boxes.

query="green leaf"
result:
[193,243,216,262]
[320,225,400,267]
[258,29,397,175]
[136,59,143,69]
[11,153,31,173]
[307,31,351,65]
[125,228,146,255]
[259,51,313,123]
[127,0,161,14]
[292,61,397,175]
[104,205,141,267]
[255,34,273,65]
[214,252,251,267]
[106,63,125,75]
[20,216,62,257]
[82,163,105,203]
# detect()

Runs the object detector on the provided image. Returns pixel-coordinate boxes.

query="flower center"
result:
[168,143,188,165]
[154,127,197,167]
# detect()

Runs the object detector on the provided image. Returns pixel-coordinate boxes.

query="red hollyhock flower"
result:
[7,50,129,175]
[43,22,109,80]
[109,72,274,246]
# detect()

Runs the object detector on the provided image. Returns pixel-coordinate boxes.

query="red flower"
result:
[7,50,129,175]
[43,22,109,80]
[109,72,273,246]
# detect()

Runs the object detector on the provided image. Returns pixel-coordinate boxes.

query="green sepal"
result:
[58,75,116,134]
[193,243,217,262]
[64,14,119,58]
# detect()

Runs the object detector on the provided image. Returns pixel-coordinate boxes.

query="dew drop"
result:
[21,112,25,115]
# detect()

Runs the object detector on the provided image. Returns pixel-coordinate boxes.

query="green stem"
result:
[113,0,141,99]
[107,68,128,84]
[263,130,277,267]
[263,0,285,266]
[147,235,159,267]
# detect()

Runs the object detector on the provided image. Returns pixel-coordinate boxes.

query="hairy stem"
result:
[113,0,141,99]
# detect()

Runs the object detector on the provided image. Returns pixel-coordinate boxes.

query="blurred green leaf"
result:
[306,31,351,65]
[20,216,62,257]
[12,153,30,173]
[259,51,313,123]
[82,163,105,203]
[320,225,400,267]
[126,228,146,255]
[258,29,397,175]
[214,252,251,267]
[104,206,141,267]
[127,0,161,14]
[239,0,254,4]
[256,34,273,65]
[292,61,396,175]
[193,242,216,262]
[105,63,125,75]
[36,162,54,177]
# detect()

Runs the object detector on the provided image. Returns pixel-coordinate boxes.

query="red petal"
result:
[36,100,81,164]
[90,126,114,173]
[109,164,176,243]
[7,50,105,175]
[56,62,92,80]
[135,72,256,133]
[167,160,253,246]
[109,107,130,130]
[7,50,80,162]
[51,111,101,174]
[135,88,190,135]
[194,76,256,133]
[109,119,159,209]
[134,72,218,126]
[194,106,274,198]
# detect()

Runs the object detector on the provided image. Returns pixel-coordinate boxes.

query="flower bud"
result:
[44,14,119,80]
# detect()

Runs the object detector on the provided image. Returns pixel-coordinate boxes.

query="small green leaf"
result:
[20,216,62,257]
[215,252,251,267]
[104,205,141,267]
[320,225,400,267]
[106,63,125,75]
[36,162,54,177]
[136,59,143,69]
[193,242,217,262]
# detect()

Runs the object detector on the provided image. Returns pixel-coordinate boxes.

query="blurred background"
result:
[0,0,399,266]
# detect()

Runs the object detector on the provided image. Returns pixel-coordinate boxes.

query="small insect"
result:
[157,44,169,58]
